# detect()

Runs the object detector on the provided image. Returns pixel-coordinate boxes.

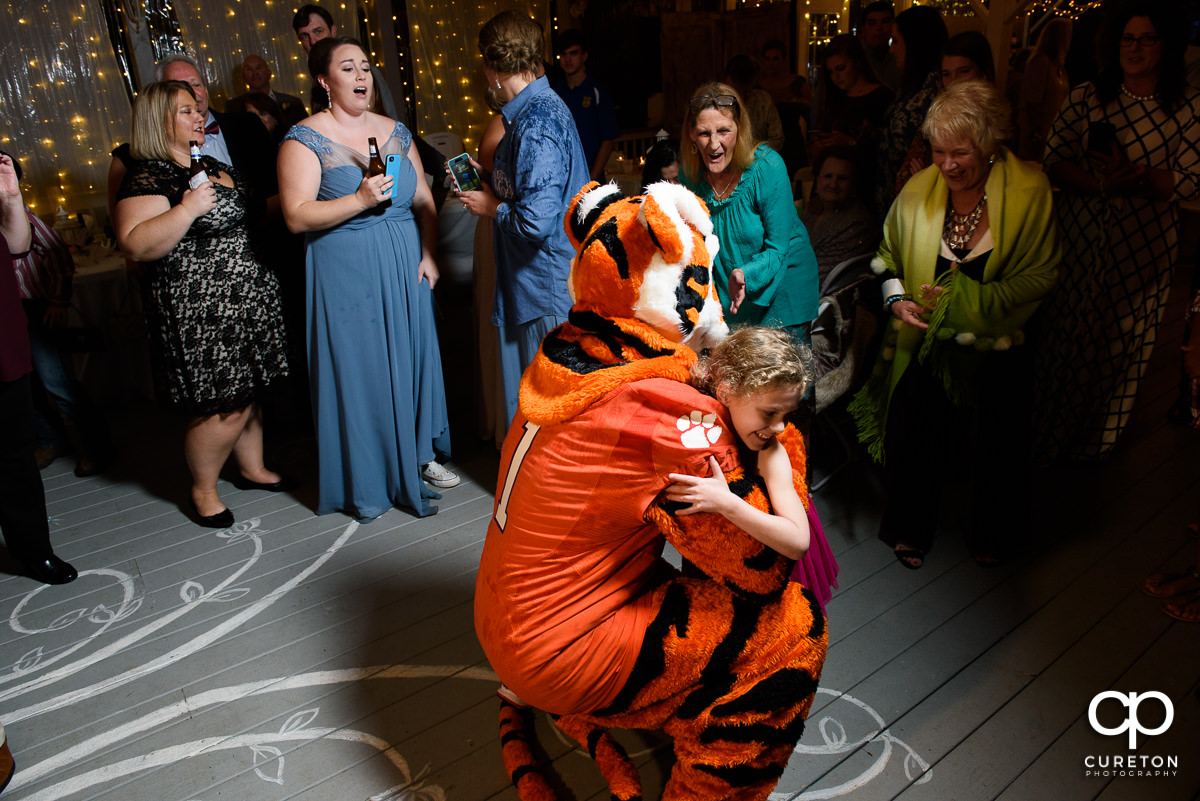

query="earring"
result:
[495,80,503,91]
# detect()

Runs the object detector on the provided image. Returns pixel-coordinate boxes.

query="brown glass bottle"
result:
[367,137,385,177]
[188,141,210,189]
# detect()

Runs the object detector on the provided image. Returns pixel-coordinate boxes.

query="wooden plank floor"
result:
[3,265,1198,801]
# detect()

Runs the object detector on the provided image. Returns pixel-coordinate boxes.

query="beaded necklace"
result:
[943,193,987,250]
[1120,83,1156,102]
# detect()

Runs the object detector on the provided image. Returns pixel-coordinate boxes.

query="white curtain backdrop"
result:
[0,2,135,215]
[0,0,314,216]
[406,0,546,155]
[173,0,325,115]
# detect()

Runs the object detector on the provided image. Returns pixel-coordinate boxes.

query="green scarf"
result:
[850,148,1062,462]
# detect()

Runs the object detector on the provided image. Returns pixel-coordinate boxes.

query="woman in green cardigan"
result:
[849,81,1061,569]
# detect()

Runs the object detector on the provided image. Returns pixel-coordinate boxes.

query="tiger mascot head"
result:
[519,181,729,425]
[565,181,728,350]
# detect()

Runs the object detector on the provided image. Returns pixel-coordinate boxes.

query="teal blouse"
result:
[683,144,818,327]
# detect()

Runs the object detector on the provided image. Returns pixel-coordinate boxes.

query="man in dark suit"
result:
[226,54,308,131]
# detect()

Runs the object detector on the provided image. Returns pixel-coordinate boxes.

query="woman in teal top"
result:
[679,82,819,333]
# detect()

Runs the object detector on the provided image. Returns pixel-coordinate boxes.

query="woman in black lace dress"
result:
[114,81,289,528]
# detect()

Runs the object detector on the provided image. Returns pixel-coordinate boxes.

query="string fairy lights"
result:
[399,0,545,155]
[5,0,1107,215]
[0,2,131,213]
[0,0,312,213]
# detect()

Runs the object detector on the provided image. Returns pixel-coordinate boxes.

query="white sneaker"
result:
[422,461,460,488]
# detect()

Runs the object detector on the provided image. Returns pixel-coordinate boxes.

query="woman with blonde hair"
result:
[115,80,290,528]
[850,80,1060,569]
[679,83,818,339]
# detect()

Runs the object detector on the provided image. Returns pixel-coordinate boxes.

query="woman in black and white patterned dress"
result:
[1035,0,1200,462]
[115,81,289,527]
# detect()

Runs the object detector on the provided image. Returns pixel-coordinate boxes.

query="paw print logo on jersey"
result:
[677,410,722,449]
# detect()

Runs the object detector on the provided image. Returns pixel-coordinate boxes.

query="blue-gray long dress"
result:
[284,121,450,519]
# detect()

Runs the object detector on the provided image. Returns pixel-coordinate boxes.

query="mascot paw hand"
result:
[677,410,723,449]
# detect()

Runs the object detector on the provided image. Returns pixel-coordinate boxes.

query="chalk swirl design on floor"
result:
[769,687,934,799]
[1,519,452,801]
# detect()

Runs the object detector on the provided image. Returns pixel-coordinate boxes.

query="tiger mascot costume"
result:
[474,180,827,800]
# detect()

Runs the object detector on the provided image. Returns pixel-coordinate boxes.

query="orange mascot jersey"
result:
[474,180,826,801]
[475,378,739,713]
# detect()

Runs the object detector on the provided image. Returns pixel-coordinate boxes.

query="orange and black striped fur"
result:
[496,182,827,800]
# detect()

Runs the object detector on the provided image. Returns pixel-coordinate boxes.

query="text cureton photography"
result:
[1084,690,1181,779]
[1084,754,1180,778]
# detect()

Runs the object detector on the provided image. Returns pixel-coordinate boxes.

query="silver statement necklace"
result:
[944,193,987,250]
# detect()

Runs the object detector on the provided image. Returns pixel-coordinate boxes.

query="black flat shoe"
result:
[23,554,78,585]
[230,474,295,493]
[189,500,234,529]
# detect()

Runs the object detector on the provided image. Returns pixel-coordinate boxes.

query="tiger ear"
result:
[639,182,715,266]
[566,181,622,249]
[639,191,685,263]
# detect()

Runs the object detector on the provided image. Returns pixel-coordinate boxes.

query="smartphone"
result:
[1087,122,1120,156]
[383,153,404,200]
[448,152,482,193]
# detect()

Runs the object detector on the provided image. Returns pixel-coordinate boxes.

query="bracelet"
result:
[885,293,910,308]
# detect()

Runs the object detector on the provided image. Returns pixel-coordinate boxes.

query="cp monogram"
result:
[1088,691,1174,749]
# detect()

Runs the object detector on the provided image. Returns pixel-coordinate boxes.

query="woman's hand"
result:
[417,255,440,289]
[1088,145,1149,197]
[813,130,855,151]
[891,298,931,330]
[179,182,217,220]
[449,156,500,218]
[900,153,926,182]
[458,186,500,218]
[43,304,69,327]
[728,268,747,314]
[0,155,20,203]
[1101,161,1148,197]
[355,173,394,209]
[666,456,734,516]
[916,283,945,308]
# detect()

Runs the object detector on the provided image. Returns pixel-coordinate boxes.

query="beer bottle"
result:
[188,141,210,190]
[367,137,385,177]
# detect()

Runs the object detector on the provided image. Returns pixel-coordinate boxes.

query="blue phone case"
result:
[448,153,482,192]
[383,153,403,199]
